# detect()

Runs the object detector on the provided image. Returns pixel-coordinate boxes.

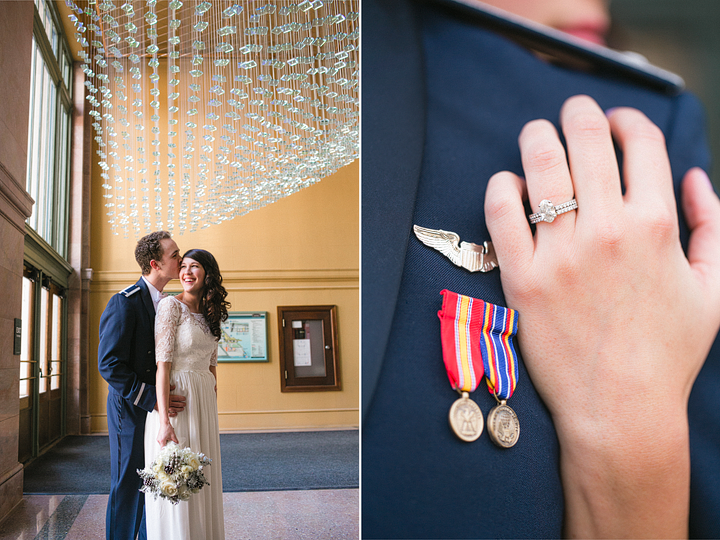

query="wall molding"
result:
[0,161,33,234]
[91,268,359,293]
[90,407,360,433]
[90,407,359,419]
[217,407,359,416]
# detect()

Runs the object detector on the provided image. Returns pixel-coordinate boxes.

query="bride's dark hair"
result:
[182,249,230,339]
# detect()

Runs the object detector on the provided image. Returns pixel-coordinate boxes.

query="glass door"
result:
[18,265,66,462]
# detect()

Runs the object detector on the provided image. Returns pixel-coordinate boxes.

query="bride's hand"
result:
[157,422,179,448]
[484,95,720,538]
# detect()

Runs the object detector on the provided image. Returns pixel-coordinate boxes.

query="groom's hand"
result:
[153,384,187,416]
[168,384,186,416]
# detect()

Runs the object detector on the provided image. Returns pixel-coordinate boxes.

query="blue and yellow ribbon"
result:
[480,301,519,400]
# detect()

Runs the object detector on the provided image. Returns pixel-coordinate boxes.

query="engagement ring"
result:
[529,198,578,224]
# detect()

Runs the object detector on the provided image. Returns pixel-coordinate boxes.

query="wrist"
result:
[557,407,690,539]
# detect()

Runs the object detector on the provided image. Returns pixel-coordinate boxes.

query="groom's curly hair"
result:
[135,230,172,275]
[182,249,230,339]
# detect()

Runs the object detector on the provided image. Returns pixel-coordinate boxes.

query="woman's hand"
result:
[484,95,720,538]
[157,421,179,448]
[210,365,218,395]
[155,361,180,447]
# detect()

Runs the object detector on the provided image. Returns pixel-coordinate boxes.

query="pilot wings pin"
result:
[413,225,498,273]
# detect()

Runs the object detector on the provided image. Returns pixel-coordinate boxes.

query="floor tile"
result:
[0,490,359,539]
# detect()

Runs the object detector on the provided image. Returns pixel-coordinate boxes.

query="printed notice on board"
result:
[293,339,312,366]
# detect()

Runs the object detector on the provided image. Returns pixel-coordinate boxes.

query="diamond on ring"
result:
[529,198,578,224]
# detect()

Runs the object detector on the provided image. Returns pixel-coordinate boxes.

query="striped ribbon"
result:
[438,290,519,399]
[479,300,519,400]
[438,289,486,392]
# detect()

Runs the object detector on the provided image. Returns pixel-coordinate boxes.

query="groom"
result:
[98,230,185,540]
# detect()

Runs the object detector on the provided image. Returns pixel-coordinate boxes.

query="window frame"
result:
[26,0,73,258]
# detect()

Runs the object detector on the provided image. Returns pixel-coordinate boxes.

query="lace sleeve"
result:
[210,341,218,367]
[155,297,182,364]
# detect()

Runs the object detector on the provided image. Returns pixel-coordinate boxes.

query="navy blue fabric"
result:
[98,277,157,540]
[361,0,426,417]
[362,1,719,538]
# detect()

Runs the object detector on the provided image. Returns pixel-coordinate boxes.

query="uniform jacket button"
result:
[146,369,151,373]
[148,350,152,354]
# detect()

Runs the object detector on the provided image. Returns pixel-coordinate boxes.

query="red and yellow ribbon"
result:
[438,290,519,399]
[438,289,486,392]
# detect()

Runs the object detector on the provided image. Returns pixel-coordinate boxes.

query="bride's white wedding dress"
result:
[144,296,225,540]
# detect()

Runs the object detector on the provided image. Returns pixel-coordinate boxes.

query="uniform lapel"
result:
[361,0,426,417]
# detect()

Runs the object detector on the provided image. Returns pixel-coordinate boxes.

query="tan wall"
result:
[88,161,359,433]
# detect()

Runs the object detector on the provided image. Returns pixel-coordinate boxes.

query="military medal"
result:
[479,302,521,448]
[448,392,483,442]
[438,290,487,442]
[487,399,520,448]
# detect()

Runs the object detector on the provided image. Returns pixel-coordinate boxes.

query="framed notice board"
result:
[277,305,340,392]
[217,312,268,362]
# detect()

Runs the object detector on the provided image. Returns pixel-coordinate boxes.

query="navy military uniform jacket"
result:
[362,0,720,538]
[98,277,158,540]
[99,277,158,410]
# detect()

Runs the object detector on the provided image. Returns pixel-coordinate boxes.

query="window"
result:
[26,0,73,258]
[19,0,73,461]
[277,305,341,392]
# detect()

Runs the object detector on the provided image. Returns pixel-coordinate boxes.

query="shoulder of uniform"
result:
[120,284,141,297]
[431,0,685,95]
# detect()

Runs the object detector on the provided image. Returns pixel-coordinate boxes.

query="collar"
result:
[141,275,164,305]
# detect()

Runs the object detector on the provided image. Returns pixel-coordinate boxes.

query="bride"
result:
[144,249,230,539]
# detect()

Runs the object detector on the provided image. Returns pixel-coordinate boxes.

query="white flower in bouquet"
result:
[137,442,211,505]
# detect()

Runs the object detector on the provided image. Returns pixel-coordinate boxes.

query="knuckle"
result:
[524,145,567,175]
[644,207,678,243]
[552,254,584,289]
[594,220,625,249]
[564,110,610,141]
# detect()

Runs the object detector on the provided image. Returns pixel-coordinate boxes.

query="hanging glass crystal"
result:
[66,0,359,237]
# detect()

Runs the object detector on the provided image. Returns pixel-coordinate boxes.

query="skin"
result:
[481,0,611,45]
[156,257,219,447]
[484,95,720,538]
[143,237,181,292]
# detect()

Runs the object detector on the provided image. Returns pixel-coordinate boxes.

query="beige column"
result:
[0,0,35,522]
[66,62,93,436]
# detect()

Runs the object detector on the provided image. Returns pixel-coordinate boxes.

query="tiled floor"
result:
[0,490,359,540]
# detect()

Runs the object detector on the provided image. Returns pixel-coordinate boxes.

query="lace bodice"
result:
[155,296,218,370]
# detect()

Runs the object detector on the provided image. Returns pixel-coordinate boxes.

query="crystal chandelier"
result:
[65,0,359,237]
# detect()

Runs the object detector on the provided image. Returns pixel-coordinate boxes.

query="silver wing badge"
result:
[413,225,498,273]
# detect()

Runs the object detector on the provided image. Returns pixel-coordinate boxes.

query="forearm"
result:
[210,365,217,394]
[558,407,690,539]
[155,362,172,424]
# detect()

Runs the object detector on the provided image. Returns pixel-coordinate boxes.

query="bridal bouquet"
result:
[137,442,212,505]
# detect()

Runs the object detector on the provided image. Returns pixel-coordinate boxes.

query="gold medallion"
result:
[448,392,484,442]
[487,401,519,448]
